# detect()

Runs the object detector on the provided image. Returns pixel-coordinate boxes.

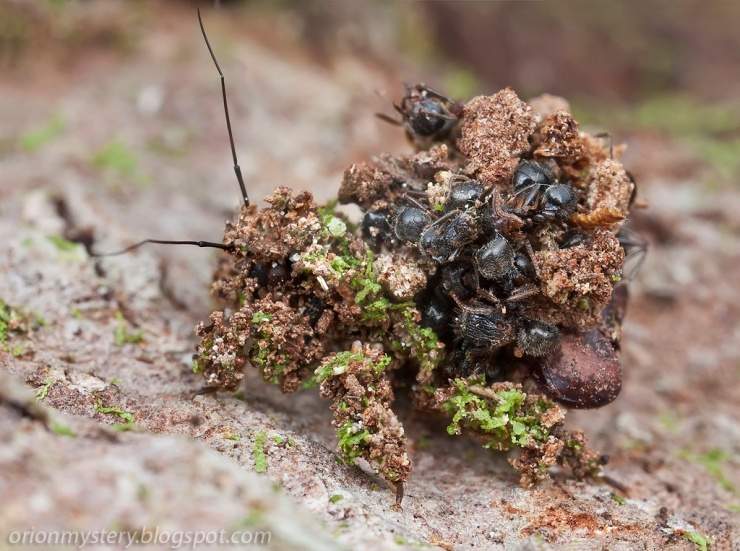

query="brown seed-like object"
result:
[539,326,622,408]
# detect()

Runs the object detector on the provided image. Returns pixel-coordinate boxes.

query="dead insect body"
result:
[419,210,479,263]
[475,235,515,281]
[508,160,577,222]
[444,179,486,212]
[386,84,460,144]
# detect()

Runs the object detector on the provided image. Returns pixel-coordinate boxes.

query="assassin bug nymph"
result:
[92,10,644,499]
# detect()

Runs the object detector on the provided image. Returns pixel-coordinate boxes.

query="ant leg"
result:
[375,112,403,126]
[197,9,249,208]
[506,284,539,303]
[475,288,501,306]
[523,241,541,280]
[595,132,614,159]
[450,293,493,315]
[90,239,234,257]
[404,195,429,211]
[617,226,648,281]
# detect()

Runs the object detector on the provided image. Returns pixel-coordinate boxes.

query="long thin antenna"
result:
[90,239,234,257]
[197,8,249,208]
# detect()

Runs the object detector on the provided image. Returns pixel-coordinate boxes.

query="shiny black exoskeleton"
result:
[362,208,393,250]
[444,179,486,212]
[394,206,431,243]
[517,320,560,357]
[396,84,459,142]
[509,160,577,222]
[420,211,479,263]
[475,235,515,281]
[454,305,515,350]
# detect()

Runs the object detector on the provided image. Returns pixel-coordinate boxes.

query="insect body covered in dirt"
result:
[378,83,462,147]
[93,9,645,500]
[508,160,577,223]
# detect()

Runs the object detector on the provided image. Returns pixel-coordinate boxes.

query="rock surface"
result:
[1,3,738,549]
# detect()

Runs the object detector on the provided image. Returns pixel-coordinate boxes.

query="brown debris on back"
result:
[585,159,635,222]
[528,93,572,122]
[530,229,624,328]
[457,89,536,186]
[318,342,411,484]
[532,111,585,163]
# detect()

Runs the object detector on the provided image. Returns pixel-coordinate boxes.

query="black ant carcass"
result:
[98,11,645,501]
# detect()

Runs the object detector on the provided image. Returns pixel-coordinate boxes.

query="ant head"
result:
[512,160,553,193]
[394,206,431,243]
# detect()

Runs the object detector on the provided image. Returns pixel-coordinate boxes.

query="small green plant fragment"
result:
[225,432,241,441]
[681,448,737,494]
[10,343,25,357]
[328,494,343,504]
[113,312,144,346]
[95,400,135,424]
[251,311,272,324]
[112,422,136,432]
[46,235,80,252]
[683,530,711,551]
[443,379,552,450]
[272,434,285,445]
[336,421,370,465]
[35,378,55,401]
[50,421,76,438]
[0,299,38,349]
[252,431,268,473]
[92,140,138,178]
[19,113,65,152]
[610,492,626,505]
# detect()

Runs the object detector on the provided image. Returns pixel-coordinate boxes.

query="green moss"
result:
[35,378,55,401]
[336,421,369,465]
[314,350,391,383]
[397,306,442,373]
[225,432,241,442]
[443,379,552,450]
[251,311,272,325]
[112,422,136,432]
[328,494,343,504]
[0,299,37,348]
[47,235,78,253]
[692,449,736,494]
[50,421,76,438]
[610,492,626,505]
[19,113,65,153]
[252,430,268,473]
[113,311,144,346]
[92,140,138,178]
[683,530,711,551]
[95,400,135,424]
[10,343,25,357]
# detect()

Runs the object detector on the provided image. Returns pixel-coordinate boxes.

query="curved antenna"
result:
[90,239,234,257]
[197,8,249,208]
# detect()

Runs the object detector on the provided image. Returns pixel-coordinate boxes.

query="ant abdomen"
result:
[475,235,515,281]
[454,308,515,351]
[444,179,485,212]
[517,320,560,357]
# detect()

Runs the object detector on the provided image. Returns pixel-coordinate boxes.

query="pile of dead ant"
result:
[97,12,645,501]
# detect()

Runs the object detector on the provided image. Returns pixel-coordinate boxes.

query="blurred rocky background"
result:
[1,1,738,549]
